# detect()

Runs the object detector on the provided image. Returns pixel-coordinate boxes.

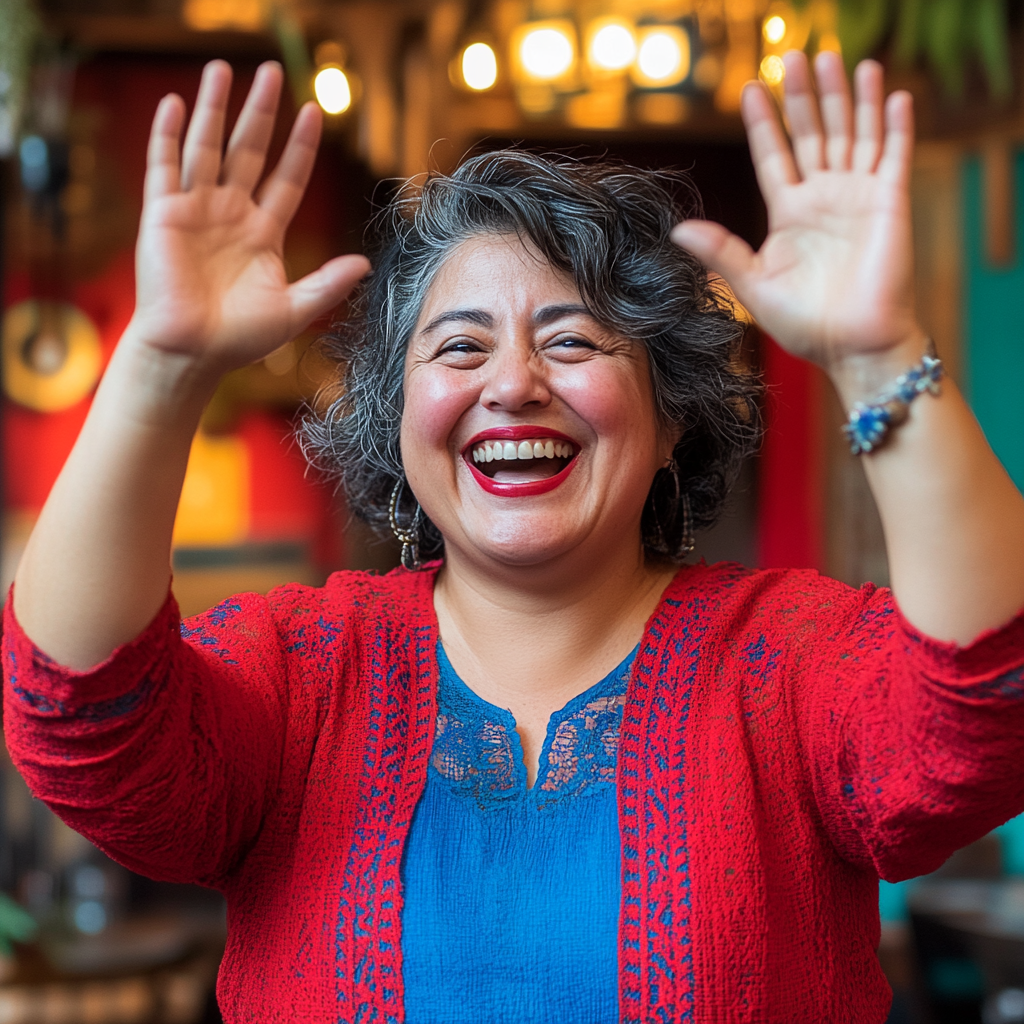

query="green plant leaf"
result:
[893,0,924,64]
[838,0,892,71]
[0,894,36,957]
[924,0,967,96]
[973,0,1013,99]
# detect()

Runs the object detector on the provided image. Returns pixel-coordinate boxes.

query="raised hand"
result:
[672,51,924,373]
[131,60,369,371]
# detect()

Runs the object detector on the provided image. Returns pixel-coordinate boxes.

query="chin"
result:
[456,517,590,567]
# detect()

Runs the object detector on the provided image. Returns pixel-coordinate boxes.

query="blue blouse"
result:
[400,643,635,1024]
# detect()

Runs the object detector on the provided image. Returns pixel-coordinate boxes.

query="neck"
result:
[433,534,680,711]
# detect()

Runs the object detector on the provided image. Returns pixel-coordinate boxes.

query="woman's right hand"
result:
[130,59,369,374]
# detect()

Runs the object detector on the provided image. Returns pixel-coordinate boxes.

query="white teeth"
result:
[470,438,575,463]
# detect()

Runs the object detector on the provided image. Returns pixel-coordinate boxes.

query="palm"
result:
[132,62,368,369]
[673,52,921,370]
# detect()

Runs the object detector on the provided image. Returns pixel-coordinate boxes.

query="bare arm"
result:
[674,52,1024,645]
[13,60,369,670]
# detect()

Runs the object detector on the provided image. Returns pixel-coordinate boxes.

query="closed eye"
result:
[439,340,484,354]
[434,338,489,367]
[546,334,600,358]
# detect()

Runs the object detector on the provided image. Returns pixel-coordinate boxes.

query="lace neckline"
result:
[429,643,635,811]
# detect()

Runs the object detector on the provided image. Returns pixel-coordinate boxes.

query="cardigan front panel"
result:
[211,572,440,1024]
[674,567,890,1023]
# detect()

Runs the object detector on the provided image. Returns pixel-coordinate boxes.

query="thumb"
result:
[287,254,371,335]
[670,220,757,293]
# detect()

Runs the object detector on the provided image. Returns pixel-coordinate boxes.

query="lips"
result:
[461,426,580,497]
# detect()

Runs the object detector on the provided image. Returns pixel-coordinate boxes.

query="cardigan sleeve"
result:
[2,587,293,888]
[799,579,1024,882]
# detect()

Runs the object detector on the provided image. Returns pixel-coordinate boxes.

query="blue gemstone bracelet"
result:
[842,345,944,456]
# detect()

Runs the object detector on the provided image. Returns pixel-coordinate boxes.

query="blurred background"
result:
[0,0,1022,1020]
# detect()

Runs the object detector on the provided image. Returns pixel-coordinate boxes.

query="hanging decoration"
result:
[448,0,1015,132]
[2,300,103,414]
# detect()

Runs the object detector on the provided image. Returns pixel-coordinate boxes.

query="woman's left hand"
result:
[672,50,925,374]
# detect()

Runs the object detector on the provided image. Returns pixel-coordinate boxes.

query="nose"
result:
[479,342,551,413]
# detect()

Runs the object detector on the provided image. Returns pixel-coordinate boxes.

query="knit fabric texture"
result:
[401,641,634,1024]
[4,562,1024,1024]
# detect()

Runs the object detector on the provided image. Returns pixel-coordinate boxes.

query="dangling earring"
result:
[389,477,423,571]
[667,458,695,560]
[679,491,695,559]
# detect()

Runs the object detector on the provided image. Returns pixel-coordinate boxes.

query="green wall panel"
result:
[963,155,1024,492]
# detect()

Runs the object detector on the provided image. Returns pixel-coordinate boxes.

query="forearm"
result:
[13,326,220,669]
[829,334,1024,644]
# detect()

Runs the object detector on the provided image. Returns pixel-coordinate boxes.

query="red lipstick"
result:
[461,425,580,498]
[461,425,578,452]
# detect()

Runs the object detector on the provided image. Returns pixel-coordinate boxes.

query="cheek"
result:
[401,368,478,458]
[555,362,660,449]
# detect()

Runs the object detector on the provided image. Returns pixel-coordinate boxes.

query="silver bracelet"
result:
[842,342,944,455]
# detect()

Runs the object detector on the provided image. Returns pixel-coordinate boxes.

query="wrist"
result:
[825,328,932,409]
[103,323,224,430]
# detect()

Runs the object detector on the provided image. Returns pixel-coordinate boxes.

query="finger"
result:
[741,81,799,206]
[852,59,885,173]
[258,102,323,228]
[878,90,915,186]
[671,220,758,296]
[144,94,185,203]
[814,50,853,171]
[287,254,372,333]
[781,51,825,177]
[221,61,284,195]
[181,60,233,190]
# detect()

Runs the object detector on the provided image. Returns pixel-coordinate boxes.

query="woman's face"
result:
[401,234,676,568]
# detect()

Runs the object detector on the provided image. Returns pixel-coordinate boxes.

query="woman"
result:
[4,48,1024,1024]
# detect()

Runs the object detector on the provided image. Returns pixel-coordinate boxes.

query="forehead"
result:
[416,234,581,323]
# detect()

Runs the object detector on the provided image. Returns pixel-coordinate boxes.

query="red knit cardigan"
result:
[4,562,1024,1024]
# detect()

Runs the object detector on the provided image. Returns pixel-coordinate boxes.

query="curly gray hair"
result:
[301,149,762,561]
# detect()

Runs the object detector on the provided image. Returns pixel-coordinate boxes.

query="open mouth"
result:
[461,429,580,497]
[467,437,576,483]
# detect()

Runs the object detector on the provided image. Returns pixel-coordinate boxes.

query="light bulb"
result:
[760,54,786,86]
[763,16,787,44]
[314,67,352,114]
[634,27,689,87]
[520,26,574,80]
[462,42,498,90]
[590,22,636,71]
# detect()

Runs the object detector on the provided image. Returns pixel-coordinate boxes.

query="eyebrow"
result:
[420,308,494,334]
[532,303,592,326]
[419,303,594,336]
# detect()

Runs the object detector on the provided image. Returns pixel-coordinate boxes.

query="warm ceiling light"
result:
[589,21,636,71]
[314,67,352,114]
[462,42,498,90]
[760,54,786,86]
[183,0,263,32]
[520,25,575,80]
[633,26,689,87]
[763,15,787,44]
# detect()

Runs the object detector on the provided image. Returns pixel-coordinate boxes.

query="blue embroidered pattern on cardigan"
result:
[429,645,629,811]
